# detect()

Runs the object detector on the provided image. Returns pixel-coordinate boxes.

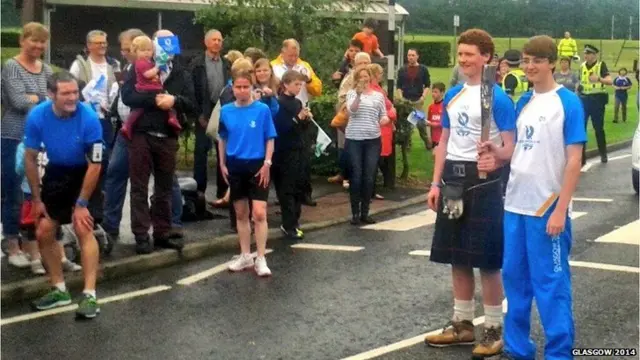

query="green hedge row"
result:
[306,94,415,176]
[404,41,451,67]
[1,29,20,48]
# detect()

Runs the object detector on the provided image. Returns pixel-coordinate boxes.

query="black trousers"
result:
[214,140,229,199]
[581,94,607,164]
[301,146,313,198]
[273,150,304,231]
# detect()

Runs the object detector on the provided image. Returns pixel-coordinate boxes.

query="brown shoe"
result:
[424,320,476,347]
[471,326,504,358]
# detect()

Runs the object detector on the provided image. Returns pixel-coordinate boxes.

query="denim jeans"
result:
[103,133,183,235]
[338,140,351,180]
[1,138,22,238]
[346,137,381,218]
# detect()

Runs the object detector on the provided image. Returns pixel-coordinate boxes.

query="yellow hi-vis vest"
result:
[580,61,606,95]
[502,68,528,100]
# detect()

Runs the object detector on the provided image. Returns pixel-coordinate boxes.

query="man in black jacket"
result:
[121,29,197,254]
[189,29,231,204]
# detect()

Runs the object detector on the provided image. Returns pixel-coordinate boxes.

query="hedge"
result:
[306,94,415,176]
[404,41,451,67]
[1,29,20,48]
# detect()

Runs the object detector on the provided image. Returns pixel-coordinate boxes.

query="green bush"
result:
[404,41,451,67]
[1,29,20,48]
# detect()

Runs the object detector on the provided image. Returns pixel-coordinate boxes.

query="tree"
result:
[194,0,366,88]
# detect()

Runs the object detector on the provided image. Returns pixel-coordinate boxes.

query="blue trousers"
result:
[103,133,183,235]
[503,208,575,360]
[1,138,21,238]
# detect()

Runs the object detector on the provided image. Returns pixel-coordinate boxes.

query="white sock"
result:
[55,282,67,292]
[453,299,475,322]
[83,289,96,298]
[484,304,503,328]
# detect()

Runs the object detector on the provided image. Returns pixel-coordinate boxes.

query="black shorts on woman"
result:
[227,158,269,203]
[429,159,504,271]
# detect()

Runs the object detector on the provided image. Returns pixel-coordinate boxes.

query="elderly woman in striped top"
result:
[1,22,53,269]
[345,65,390,225]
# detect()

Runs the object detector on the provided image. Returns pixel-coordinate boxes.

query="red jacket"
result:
[371,83,396,156]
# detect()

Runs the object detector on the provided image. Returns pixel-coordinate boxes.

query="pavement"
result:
[1,147,638,360]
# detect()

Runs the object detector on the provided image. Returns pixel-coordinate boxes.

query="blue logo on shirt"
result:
[455,112,471,137]
[521,125,538,151]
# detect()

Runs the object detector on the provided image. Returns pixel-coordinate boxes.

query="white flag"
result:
[311,118,332,157]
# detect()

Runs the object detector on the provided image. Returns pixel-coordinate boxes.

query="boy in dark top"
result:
[613,67,633,123]
[273,70,311,240]
[332,39,364,88]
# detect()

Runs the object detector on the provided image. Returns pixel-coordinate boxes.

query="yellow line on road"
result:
[0,285,172,326]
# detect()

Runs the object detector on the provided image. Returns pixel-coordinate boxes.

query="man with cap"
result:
[501,49,530,102]
[578,44,613,164]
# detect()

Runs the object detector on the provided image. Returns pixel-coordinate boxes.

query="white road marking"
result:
[593,220,640,245]
[581,154,631,172]
[340,316,486,360]
[361,210,437,231]
[290,244,364,252]
[572,197,613,203]
[608,154,632,161]
[580,162,594,172]
[176,249,273,285]
[409,250,431,256]
[569,261,639,273]
[0,285,172,326]
[570,211,587,220]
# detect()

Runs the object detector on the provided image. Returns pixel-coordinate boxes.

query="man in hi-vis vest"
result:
[578,44,613,165]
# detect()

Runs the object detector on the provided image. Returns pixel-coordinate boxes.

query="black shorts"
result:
[228,159,269,202]
[41,164,98,225]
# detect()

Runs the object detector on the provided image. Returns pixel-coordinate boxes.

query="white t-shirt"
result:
[273,62,311,105]
[442,83,516,162]
[504,86,587,216]
[70,58,111,118]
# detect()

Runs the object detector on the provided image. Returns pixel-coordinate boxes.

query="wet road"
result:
[2,148,639,360]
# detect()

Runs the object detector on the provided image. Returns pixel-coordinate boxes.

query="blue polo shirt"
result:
[23,101,103,167]
[218,101,277,162]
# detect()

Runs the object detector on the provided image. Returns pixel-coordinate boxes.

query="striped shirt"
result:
[345,89,386,140]
[1,59,53,140]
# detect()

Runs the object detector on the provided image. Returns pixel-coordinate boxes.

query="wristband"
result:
[264,159,272,167]
[76,198,89,208]
[430,182,442,189]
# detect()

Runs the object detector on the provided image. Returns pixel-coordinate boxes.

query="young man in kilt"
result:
[425,29,516,358]
[481,36,585,360]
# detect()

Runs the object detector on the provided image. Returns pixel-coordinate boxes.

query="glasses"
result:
[90,41,108,46]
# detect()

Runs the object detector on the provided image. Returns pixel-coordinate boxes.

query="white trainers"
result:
[254,256,272,277]
[62,259,82,272]
[30,259,46,275]
[228,253,254,272]
[8,252,30,268]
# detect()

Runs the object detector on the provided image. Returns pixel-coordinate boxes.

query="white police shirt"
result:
[504,85,587,216]
[442,83,516,162]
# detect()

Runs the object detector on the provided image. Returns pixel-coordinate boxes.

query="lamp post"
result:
[387,0,396,188]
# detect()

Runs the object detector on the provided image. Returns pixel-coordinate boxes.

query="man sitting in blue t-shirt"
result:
[23,71,104,320]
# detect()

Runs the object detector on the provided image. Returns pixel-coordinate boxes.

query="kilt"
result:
[430,160,505,270]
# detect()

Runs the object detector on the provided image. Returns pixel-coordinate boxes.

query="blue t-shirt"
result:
[613,76,632,96]
[23,101,104,167]
[441,83,516,162]
[218,101,277,161]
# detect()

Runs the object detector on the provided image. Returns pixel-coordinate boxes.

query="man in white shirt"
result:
[424,28,516,359]
[479,35,586,360]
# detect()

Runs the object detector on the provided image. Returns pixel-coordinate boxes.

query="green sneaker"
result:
[296,228,304,239]
[31,288,72,311]
[75,294,100,319]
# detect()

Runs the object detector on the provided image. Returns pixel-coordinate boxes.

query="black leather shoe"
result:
[302,196,317,207]
[135,238,153,255]
[350,216,361,225]
[168,228,184,239]
[360,216,376,224]
[154,237,184,251]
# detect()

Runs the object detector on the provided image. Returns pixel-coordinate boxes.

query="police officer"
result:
[579,44,613,164]
[501,49,530,101]
[24,71,104,319]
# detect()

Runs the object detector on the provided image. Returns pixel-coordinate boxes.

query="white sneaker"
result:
[228,253,254,272]
[30,259,46,275]
[254,256,272,277]
[62,259,82,272]
[8,252,30,268]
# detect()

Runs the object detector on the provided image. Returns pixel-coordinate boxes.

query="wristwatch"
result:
[76,198,89,208]
[264,159,272,167]
[430,182,442,189]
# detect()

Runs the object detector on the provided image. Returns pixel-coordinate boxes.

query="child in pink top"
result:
[121,35,181,140]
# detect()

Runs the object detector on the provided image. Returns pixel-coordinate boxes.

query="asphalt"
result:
[1,148,639,360]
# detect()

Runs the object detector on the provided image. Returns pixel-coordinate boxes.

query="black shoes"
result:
[135,233,184,254]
